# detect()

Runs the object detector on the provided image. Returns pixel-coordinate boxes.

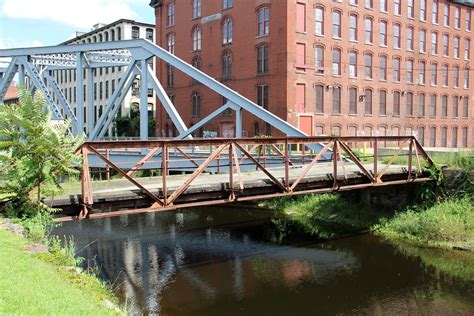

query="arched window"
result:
[111,29,115,41]
[315,85,324,113]
[332,86,341,113]
[192,91,201,118]
[192,27,201,52]
[406,92,414,116]
[98,34,103,42]
[105,32,109,42]
[349,87,358,114]
[132,26,140,39]
[332,48,341,76]
[364,88,373,115]
[223,18,233,44]
[257,6,270,36]
[315,6,324,35]
[222,50,232,79]
[117,27,122,40]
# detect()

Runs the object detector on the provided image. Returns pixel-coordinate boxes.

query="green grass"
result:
[381,149,474,171]
[263,193,392,239]
[0,228,122,315]
[375,197,474,249]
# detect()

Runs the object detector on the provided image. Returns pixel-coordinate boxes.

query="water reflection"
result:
[54,206,474,315]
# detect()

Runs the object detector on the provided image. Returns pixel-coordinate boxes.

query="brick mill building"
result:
[150,0,473,148]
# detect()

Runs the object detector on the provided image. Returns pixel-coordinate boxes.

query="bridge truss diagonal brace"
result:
[177,103,233,139]
[43,71,78,131]
[89,59,137,139]
[0,58,19,103]
[146,65,188,135]
[97,65,141,138]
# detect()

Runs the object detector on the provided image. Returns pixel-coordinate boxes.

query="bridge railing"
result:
[76,136,433,218]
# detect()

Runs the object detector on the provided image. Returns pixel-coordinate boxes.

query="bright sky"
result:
[0,0,155,49]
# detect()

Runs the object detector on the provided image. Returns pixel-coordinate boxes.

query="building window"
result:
[332,10,342,38]
[223,0,232,9]
[332,48,341,76]
[454,36,460,58]
[431,63,437,85]
[131,26,140,39]
[315,6,324,36]
[146,28,154,41]
[406,92,414,116]
[117,27,122,40]
[257,45,269,74]
[455,7,461,29]
[464,38,470,60]
[296,83,305,112]
[167,3,175,27]
[418,93,425,117]
[463,96,469,117]
[464,68,470,88]
[258,7,270,36]
[223,18,233,44]
[419,61,426,84]
[315,85,324,113]
[441,127,447,147]
[407,26,414,50]
[349,51,357,78]
[454,66,460,87]
[296,43,306,69]
[441,95,448,117]
[467,10,472,31]
[315,45,324,69]
[192,91,201,117]
[393,91,400,116]
[462,127,468,147]
[332,86,341,113]
[379,55,387,80]
[192,0,201,19]
[420,0,427,21]
[365,0,373,9]
[111,29,115,41]
[349,87,358,114]
[420,29,426,52]
[365,89,373,115]
[379,90,387,115]
[453,96,459,117]
[167,64,174,87]
[418,126,425,146]
[452,127,458,148]
[167,33,175,54]
[444,4,450,26]
[364,53,372,79]
[442,34,449,56]
[257,85,269,110]
[394,0,401,15]
[432,32,438,54]
[393,57,400,82]
[408,0,414,18]
[442,64,448,86]
[432,0,439,24]
[394,24,401,49]
[430,94,437,117]
[192,27,202,51]
[380,20,387,46]
[365,17,373,44]
[296,3,306,33]
[407,60,414,83]
[349,14,358,41]
[222,50,232,79]
[430,127,436,147]
[380,0,387,12]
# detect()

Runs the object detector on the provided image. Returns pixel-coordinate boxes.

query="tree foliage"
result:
[0,87,82,217]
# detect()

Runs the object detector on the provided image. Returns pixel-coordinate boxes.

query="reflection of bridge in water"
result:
[55,209,356,315]
[53,136,433,220]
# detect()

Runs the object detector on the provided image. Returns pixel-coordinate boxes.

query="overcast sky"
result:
[0,0,155,49]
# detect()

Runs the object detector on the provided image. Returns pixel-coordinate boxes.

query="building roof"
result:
[3,83,18,102]
[450,0,474,8]
[61,19,155,45]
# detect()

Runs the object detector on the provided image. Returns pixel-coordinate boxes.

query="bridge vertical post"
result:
[140,59,149,141]
[76,53,84,135]
[373,138,378,183]
[105,149,110,181]
[87,67,94,135]
[235,107,242,138]
[228,144,234,201]
[162,144,168,206]
[18,64,25,86]
[407,138,413,180]
[332,141,338,189]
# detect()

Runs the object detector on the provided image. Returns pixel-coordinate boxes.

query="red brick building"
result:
[150,0,473,148]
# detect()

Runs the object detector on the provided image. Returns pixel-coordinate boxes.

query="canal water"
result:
[53,206,474,315]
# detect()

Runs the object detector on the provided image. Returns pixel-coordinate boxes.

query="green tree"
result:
[0,88,82,216]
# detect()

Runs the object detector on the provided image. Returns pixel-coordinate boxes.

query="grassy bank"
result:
[0,227,123,315]
[375,197,474,250]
